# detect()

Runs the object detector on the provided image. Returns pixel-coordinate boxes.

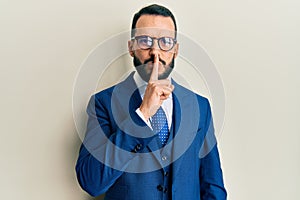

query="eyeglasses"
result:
[131,35,177,51]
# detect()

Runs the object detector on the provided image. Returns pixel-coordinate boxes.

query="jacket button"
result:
[131,144,143,153]
[157,185,163,191]
[163,188,168,193]
[131,148,137,153]
[164,171,169,176]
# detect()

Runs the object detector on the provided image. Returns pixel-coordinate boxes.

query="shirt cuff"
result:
[135,108,152,129]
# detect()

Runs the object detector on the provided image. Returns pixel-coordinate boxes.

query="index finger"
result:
[149,54,159,82]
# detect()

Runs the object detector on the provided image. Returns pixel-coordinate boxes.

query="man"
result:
[76,4,227,200]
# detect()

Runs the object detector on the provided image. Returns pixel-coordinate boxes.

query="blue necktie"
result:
[151,107,169,145]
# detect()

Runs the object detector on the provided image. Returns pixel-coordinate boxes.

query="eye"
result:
[160,37,173,46]
[138,36,152,46]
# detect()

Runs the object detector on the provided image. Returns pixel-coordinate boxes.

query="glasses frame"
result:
[131,35,177,52]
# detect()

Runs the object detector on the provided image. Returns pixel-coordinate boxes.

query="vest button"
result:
[161,156,167,161]
[157,185,163,191]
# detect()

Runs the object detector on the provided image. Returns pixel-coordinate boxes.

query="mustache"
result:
[144,55,166,65]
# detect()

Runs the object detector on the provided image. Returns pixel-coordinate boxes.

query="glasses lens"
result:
[134,36,175,51]
[137,36,152,49]
[159,37,174,51]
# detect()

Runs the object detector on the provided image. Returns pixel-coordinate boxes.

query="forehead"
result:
[135,15,176,37]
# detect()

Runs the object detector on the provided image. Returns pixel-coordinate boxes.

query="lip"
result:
[146,62,165,73]
[146,60,163,66]
[146,62,159,68]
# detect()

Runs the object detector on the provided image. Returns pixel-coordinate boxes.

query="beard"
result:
[133,54,175,82]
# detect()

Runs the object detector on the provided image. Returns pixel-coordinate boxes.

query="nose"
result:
[149,40,161,57]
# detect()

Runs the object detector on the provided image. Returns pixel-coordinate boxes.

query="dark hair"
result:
[131,4,177,38]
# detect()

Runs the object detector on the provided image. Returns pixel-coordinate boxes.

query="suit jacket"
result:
[76,72,227,200]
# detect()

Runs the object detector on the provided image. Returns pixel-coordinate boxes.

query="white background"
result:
[1,0,299,199]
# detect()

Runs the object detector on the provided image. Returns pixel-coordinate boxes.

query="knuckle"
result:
[148,82,156,88]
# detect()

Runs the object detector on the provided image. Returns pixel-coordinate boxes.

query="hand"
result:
[139,54,174,120]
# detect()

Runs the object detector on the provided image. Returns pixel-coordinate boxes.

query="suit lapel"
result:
[115,73,164,163]
[116,71,142,108]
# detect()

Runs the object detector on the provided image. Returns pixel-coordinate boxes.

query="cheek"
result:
[134,50,149,62]
[162,53,175,63]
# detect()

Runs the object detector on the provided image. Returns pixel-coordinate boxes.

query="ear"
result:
[128,40,134,57]
[173,43,179,58]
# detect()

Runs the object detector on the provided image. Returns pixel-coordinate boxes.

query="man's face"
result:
[128,15,179,82]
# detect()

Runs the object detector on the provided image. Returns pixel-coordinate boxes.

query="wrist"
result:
[139,106,150,121]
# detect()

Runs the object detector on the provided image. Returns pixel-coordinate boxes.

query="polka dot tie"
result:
[151,107,169,145]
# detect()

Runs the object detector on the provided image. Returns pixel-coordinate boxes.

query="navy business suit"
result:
[76,72,227,199]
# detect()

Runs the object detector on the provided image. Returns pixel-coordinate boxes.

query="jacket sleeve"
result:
[75,93,153,197]
[199,100,227,200]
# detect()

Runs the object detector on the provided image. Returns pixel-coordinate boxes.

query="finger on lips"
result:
[149,54,174,97]
[149,54,159,82]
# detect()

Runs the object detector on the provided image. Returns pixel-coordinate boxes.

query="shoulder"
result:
[92,72,136,103]
[93,85,115,102]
